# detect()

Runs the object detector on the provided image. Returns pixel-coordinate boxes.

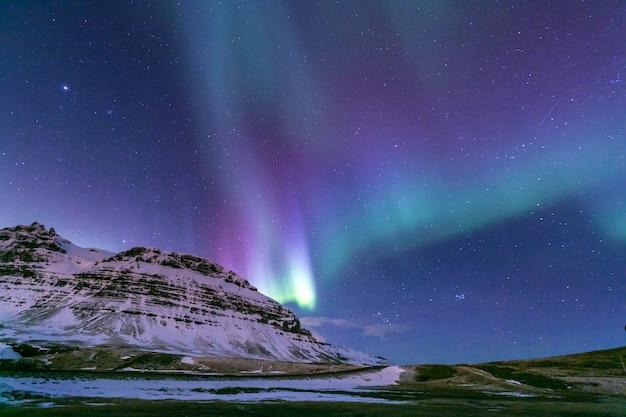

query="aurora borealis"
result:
[1,1,625,364]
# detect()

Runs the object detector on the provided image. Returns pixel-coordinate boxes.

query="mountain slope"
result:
[0,223,386,366]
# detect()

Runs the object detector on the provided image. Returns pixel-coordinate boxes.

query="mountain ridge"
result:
[0,222,387,366]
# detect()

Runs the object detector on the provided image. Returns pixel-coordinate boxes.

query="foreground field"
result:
[1,397,625,417]
[1,346,624,416]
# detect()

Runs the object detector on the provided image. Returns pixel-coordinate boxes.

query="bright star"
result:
[61,85,70,92]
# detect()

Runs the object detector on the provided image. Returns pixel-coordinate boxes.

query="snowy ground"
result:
[0,343,21,360]
[0,366,405,405]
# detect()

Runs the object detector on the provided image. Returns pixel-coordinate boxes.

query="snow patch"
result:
[0,343,21,360]
[0,366,405,405]
[181,356,195,365]
[505,379,522,385]
[483,391,537,398]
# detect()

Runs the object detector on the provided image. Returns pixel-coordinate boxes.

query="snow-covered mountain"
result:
[0,223,386,366]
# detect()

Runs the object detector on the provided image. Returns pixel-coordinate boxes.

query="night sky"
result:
[1,1,625,364]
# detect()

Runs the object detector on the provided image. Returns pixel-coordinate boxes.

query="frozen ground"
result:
[0,343,21,360]
[0,366,405,405]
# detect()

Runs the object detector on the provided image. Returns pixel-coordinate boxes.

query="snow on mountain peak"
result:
[0,222,113,274]
[101,246,257,291]
[0,223,388,366]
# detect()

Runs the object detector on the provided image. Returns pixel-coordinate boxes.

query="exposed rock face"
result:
[0,223,387,366]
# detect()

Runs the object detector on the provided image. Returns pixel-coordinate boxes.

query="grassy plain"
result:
[1,345,624,416]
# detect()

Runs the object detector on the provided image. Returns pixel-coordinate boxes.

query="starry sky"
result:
[1,1,625,365]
